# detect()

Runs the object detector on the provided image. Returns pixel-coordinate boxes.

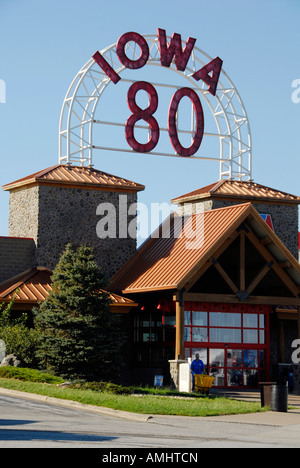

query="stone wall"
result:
[8,185,138,280]
[176,199,299,259]
[0,237,35,283]
[8,186,39,240]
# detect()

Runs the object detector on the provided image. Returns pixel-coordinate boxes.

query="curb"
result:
[0,387,153,422]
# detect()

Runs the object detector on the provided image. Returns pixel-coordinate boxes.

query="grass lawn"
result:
[0,372,266,418]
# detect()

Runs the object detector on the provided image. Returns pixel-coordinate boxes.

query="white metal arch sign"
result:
[59,28,252,180]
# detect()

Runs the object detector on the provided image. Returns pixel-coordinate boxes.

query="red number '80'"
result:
[125,81,204,157]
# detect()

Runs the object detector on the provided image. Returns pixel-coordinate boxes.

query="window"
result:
[210,328,241,344]
[243,350,258,368]
[184,306,266,346]
[209,349,225,387]
[193,311,208,326]
[134,307,175,344]
[210,312,241,327]
[243,329,258,344]
[210,349,225,367]
[133,303,176,369]
[227,349,242,367]
[192,327,208,342]
[192,348,208,366]
[243,314,258,328]
[226,349,263,388]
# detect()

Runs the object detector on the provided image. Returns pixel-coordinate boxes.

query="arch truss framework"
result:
[59,34,252,180]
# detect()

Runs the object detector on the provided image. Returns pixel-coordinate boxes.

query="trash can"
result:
[259,382,276,408]
[270,384,288,413]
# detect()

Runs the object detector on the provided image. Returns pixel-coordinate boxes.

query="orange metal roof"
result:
[2,164,145,193]
[110,202,300,295]
[0,267,137,307]
[0,267,53,303]
[171,180,300,204]
[109,203,253,294]
[101,290,138,306]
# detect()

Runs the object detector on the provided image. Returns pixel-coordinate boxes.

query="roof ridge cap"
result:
[34,164,61,178]
[210,179,227,193]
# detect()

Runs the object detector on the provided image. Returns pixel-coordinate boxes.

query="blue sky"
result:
[0,0,299,238]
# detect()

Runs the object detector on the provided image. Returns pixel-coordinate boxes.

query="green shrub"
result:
[0,366,64,384]
[68,381,132,394]
[0,296,39,368]
[0,326,39,367]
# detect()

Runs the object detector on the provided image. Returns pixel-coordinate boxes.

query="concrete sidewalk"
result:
[211,388,300,407]
[210,389,300,426]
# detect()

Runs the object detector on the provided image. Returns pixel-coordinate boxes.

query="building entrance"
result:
[184,302,270,388]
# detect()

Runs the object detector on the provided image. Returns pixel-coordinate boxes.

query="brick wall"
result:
[0,237,35,283]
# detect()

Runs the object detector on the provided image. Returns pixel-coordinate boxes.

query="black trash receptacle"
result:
[270,384,288,413]
[259,382,276,407]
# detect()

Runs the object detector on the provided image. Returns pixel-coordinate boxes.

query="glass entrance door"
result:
[187,347,267,388]
[184,302,270,388]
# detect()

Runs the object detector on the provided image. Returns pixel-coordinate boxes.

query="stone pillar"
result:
[4,166,144,279]
[169,359,185,390]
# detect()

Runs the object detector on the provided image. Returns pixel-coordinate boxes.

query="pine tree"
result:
[34,243,122,381]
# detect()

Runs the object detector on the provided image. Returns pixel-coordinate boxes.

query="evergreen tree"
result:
[34,243,122,381]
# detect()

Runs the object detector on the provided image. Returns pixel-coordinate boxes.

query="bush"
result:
[0,325,39,367]
[0,296,40,368]
[0,366,64,384]
[68,381,132,394]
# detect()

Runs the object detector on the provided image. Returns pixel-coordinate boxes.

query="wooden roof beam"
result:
[245,226,300,298]
[260,237,273,246]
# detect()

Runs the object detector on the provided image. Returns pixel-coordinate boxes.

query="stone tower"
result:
[2,164,144,279]
[171,179,300,259]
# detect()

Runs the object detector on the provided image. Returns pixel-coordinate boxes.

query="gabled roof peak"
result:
[109,202,300,295]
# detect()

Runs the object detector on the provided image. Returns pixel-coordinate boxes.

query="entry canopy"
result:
[109,203,300,306]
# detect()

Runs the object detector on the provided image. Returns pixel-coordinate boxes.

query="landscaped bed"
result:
[0,367,266,417]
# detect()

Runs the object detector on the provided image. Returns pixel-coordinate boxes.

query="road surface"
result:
[1,392,300,448]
